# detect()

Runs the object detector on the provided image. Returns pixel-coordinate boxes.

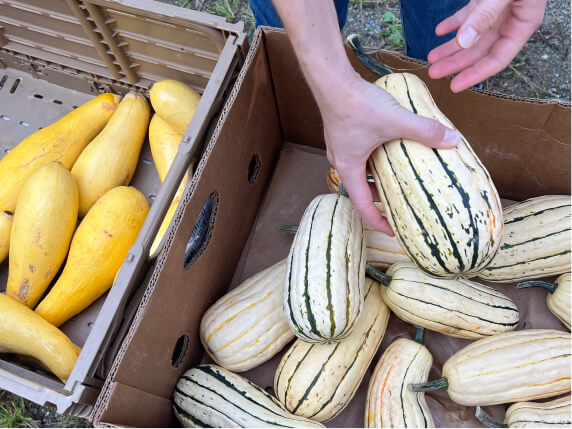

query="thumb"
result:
[457,0,511,48]
[397,109,462,149]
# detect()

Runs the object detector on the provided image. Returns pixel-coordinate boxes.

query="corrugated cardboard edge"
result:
[90,27,265,427]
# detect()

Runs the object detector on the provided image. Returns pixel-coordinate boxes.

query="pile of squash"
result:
[175,73,571,428]
[0,80,201,383]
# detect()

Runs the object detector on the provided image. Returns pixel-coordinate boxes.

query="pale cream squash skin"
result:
[148,114,191,258]
[173,364,324,428]
[364,226,410,269]
[34,186,149,327]
[284,194,366,343]
[0,93,120,213]
[504,395,571,428]
[149,80,201,134]
[479,195,571,282]
[365,337,434,428]
[548,273,571,329]
[200,258,295,372]
[442,329,571,406]
[369,73,503,279]
[0,294,80,382]
[275,279,390,422]
[71,91,150,217]
[6,162,78,308]
[0,210,13,263]
[381,263,519,339]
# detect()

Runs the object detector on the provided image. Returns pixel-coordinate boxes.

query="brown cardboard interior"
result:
[94,27,571,427]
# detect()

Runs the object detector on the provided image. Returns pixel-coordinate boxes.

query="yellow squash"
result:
[149,80,201,133]
[0,93,120,213]
[35,186,149,326]
[0,211,12,263]
[6,162,78,308]
[71,91,150,217]
[0,293,80,381]
[148,114,191,258]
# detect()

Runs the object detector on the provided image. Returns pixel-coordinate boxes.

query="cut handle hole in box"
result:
[248,153,261,184]
[184,192,218,270]
[171,334,190,368]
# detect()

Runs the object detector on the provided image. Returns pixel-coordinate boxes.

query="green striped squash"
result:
[410,329,571,406]
[478,195,571,282]
[275,278,390,421]
[364,224,410,269]
[200,258,294,372]
[378,262,519,339]
[365,336,434,428]
[369,73,503,279]
[173,364,324,428]
[284,193,366,343]
[504,395,571,428]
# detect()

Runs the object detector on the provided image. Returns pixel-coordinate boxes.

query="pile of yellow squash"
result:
[0,80,200,382]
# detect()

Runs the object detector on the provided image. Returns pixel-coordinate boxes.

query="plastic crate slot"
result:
[52,99,63,105]
[141,159,153,165]
[87,322,94,328]
[1,115,10,120]
[18,120,29,127]
[0,74,7,90]
[33,93,43,99]
[148,194,156,201]
[171,334,190,369]
[4,148,10,154]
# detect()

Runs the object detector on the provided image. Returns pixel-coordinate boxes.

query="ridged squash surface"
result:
[200,258,294,372]
[275,279,389,421]
[442,329,571,406]
[173,364,324,428]
[365,337,434,428]
[7,162,78,308]
[284,193,366,343]
[504,395,571,428]
[34,186,149,326]
[369,73,503,278]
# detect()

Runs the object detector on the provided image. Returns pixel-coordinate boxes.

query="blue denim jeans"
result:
[248,0,468,61]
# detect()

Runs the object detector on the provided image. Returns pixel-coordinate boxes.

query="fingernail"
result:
[459,26,479,48]
[444,129,461,145]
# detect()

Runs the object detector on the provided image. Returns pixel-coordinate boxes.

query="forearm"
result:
[271,0,359,107]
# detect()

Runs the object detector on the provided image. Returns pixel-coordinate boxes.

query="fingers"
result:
[434,4,473,36]
[456,0,512,48]
[336,165,394,236]
[392,109,462,149]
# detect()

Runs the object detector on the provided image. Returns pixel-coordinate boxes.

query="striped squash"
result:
[173,364,324,428]
[200,259,295,372]
[476,396,572,428]
[410,329,571,406]
[364,226,410,269]
[504,395,571,428]
[326,166,383,210]
[365,331,434,428]
[518,273,571,330]
[369,262,519,339]
[369,73,503,279]
[275,278,389,421]
[284,193,366,343]
[478,195,571,282]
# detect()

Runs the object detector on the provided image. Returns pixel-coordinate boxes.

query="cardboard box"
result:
[93,27,570,427]
[0,0,245,416]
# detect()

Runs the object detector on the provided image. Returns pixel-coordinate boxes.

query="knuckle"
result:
[475,7,497,29]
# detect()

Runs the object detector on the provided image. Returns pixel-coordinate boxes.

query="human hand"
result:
[428,0,547,92]
[322,75,461,235]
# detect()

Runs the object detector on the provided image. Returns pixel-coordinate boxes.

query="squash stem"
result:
[346,34,393,77]
[365,262,392,287]
[279,225,299,234]
[475,406,507,428]
[413,326,425,345]
[408,376,448,392]
[338,183,349,198]
[516,280,557,294]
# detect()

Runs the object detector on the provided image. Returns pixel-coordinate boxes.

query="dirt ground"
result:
[3,0,569,427]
